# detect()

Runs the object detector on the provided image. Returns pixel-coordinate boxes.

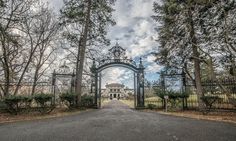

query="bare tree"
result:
[30,5,60,95]
[0,0,34,97]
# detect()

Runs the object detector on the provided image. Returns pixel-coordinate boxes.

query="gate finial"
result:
[139,57,144,69]
[90,58,96,73]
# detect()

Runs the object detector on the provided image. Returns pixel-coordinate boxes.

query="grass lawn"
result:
[120,100,135,108]
[145,97,161,101]
[101,98,111,107]
[146,95,198,101]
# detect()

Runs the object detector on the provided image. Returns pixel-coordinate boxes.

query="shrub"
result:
[34,93,53,106]
[166,91,179,109]
[60,93,78,109]
[21,96,33,107]
[156,90,189,99]
[229,98,236,107]
[4,95,32,115]
[168,91,179,100]
[4,95,22,115]
[155,89,166,100]
[0,101,7,112]
[34,93,54,114]
[178,92,189,99]
[155,90,190,110]
[147,104,156,110]
[81,95,94,107]
[200,95,221,112]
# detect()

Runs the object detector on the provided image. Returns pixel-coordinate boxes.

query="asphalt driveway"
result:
[0,100,235,141]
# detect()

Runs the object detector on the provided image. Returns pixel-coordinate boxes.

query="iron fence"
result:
[146,77,236,110]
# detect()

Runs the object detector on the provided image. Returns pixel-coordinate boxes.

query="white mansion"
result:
[101,83,134,100]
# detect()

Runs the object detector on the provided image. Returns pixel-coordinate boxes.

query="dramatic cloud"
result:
[101,68,134,88]
[46,0,64,12]
[146,54,156,63]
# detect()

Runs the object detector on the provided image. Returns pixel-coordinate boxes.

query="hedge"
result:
[34,93,54,114]
[60,93,78,109]
[4,95,32,115]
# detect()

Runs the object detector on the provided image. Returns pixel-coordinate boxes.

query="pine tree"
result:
[152,0,216,110]
[60,0,115,105]
[198,0,236,76]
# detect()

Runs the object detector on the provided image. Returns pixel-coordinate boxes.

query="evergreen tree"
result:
[198,0,236,76]
[60,0,115,105]
[152,0,217,110]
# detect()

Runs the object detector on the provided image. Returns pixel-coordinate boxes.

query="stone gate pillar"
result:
[51,70,56,104]
[133,72,137,108]
[90,58,98,108]
[98,73,102,108]
[138,58,145,107]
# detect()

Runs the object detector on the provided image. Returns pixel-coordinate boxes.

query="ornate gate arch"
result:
[90,43,145,108]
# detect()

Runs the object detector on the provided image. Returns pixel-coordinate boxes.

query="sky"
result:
[48,0,162,88]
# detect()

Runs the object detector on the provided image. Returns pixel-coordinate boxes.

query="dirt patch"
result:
[0,108,92,124]
[143,109,236,124]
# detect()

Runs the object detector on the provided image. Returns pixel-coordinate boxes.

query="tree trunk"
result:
[3,62,10,97]
[187,5,204,110]
[208,57,215,80]
[1,40,10,97]
[75,0,92,105]
[229,55,236,76]
[31,48,44,95]
[13,45,38,95]
[75,36,81,103]
[31,66,39,95]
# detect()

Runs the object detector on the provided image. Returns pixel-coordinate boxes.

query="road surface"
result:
[0,100,235,141]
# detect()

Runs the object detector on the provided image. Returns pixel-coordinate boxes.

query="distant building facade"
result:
[101,83,134,100]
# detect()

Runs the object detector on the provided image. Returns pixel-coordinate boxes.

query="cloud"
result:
[130,0,155,18]
[41,0,64,13]
[112,1,134,27]
[125,36,156,58]
[101,67,134,88]
[146,54,156,62]
[134,20,150,36]
[146,63,162,73]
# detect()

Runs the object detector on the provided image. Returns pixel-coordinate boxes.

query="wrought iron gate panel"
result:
[90,43,145,108]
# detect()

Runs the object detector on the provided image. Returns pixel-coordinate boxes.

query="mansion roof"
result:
[105,83,125,88]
